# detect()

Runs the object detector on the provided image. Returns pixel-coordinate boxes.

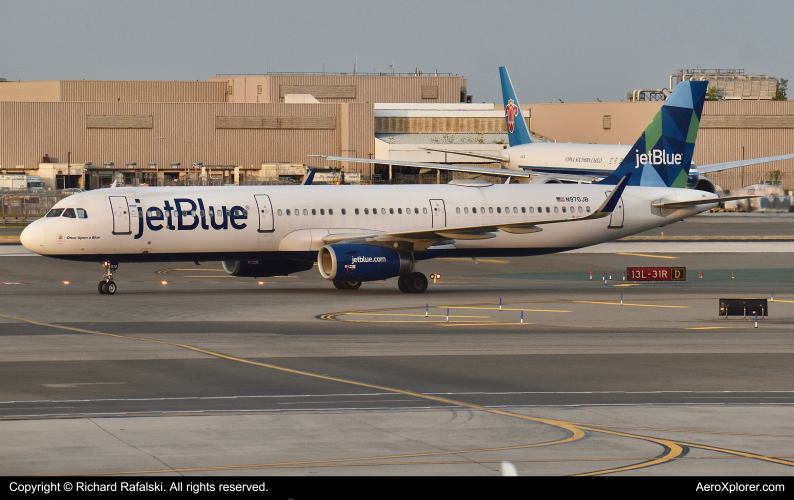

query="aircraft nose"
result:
[20,222,44,251]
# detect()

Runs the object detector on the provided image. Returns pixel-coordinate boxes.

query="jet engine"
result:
[222,259,313,278]
[318,244,414,282]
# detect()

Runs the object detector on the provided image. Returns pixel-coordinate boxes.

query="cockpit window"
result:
[46,208,64,217]
[62,208,76,218]
[76,208,88,219]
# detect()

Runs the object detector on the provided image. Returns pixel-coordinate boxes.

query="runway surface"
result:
[1,213,793,476]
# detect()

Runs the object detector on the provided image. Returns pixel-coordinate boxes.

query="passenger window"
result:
[398,208,402,214]
[455,207,460,214]
[389,208,394,214]
[414,208,419,214]
[422,208,427,214]
[329,209,333,215]
[355,208,360,215]
[405,207,410,214]
[341,208,346,215]
[489,207,493,214]
[464,207,469,214]
[286,209,290,215]
[545,207,550,213]
[529,207,534,213]
[381,208,385,214]
[312,209,316,215]
[364,208,369,214]
[77,209,88,218]
[320,208,325,215]
[570,206,575,213]
[538,207,542,213]
[521,207,526,213]
[578,206,583,213]
[554,207,559,213]
[496,207,501,214]
[277,209,283,216]
[218,210,223,217]
[480,207,484,213]
[303,209,308,215]
[505,207,509,213]
[562,207,566,213]
[513,207,518,213]
[586,206,591,213]
[63,208,76,218]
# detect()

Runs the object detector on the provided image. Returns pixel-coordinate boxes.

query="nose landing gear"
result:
[98,261,118,295]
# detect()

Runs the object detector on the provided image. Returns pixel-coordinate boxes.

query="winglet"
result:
[595,174,631,215]
[301,168,317,185]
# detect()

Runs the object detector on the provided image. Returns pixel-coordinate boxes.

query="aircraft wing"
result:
[309,155,531,178]
[322,175,630,247]
[417,147,507,163]
[697,154,794,174]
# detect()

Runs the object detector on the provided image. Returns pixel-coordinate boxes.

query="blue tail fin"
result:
[598,81,708,187]
[499,66,532,147]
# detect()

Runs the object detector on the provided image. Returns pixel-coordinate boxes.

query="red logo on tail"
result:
[505,99,519,133]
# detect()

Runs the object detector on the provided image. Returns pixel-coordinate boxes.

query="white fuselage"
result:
[502,142,632,176]
[21,183,713,262]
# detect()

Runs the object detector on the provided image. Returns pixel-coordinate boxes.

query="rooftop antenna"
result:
[322,59,325,75]
[355,55,358,75]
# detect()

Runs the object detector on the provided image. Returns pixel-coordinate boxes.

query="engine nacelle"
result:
[318,244,414,282]
[222,259,313,278]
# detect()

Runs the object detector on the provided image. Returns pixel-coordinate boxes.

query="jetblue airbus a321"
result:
[21,80,742,295]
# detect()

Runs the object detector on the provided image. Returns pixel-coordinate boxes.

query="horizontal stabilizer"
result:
[651,194,757,209]
[697,154,794,174]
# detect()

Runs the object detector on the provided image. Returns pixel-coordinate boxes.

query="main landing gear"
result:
[98,261,118,295]
[398,272,428,294]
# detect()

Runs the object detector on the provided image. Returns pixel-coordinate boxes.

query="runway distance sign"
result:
[627,267,686,281]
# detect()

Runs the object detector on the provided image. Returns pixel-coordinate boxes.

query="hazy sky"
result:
[2,0,792,103]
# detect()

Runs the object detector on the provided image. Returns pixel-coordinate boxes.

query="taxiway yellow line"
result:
[438,322,532,327]
[339,312,492,319]
[771,299,794,304]
[572,300,689,309]
[444,306,571,313]
[615,252,678,259]
[686,327,732,330]
[7,312,783,476]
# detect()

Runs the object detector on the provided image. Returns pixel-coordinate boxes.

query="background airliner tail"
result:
[598,80,708,187]
[499,66,532,147]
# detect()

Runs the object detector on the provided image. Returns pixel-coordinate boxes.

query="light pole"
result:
[274,140,279,174]
[185,139,191,186]
[156,136,166,186]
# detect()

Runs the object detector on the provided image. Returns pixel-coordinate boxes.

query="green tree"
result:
[773,78,788,101]
[705,86,719,101]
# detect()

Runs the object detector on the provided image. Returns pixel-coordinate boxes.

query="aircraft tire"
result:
[98,281,107,294]
[333,281,347,290]
[397,275,409,293]
[404,272,428,294]
[106,281,117,295]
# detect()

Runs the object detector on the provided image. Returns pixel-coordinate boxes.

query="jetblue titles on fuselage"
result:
[135,197,248,239]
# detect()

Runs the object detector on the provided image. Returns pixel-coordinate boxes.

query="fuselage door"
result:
[429,199,446,228]
[605,191,624,228]
[254,194,274,232]
[109,196,131,235]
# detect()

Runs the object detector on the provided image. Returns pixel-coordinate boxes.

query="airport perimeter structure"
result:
[0,73,792,191]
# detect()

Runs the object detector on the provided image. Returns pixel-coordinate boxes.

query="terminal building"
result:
[0,70,791,192]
